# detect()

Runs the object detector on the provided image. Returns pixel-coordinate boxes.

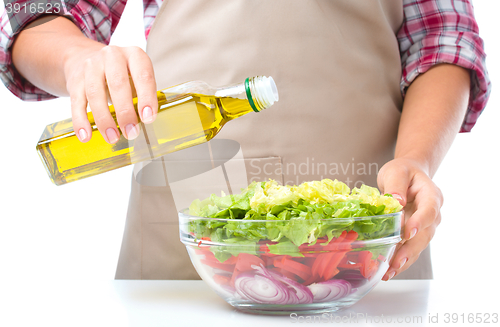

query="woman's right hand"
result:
[12,16,157,144]
[64,45,158,144]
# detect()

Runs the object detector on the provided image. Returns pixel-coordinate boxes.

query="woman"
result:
[0,0,490,280]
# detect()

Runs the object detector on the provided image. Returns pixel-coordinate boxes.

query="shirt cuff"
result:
[400,31,491,133]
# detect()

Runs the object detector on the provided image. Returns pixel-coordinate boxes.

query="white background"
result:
[0,0,498,285]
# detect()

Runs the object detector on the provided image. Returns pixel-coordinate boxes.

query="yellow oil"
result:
[37,92,255,185]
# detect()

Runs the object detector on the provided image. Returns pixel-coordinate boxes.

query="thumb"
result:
[377,164,411,207]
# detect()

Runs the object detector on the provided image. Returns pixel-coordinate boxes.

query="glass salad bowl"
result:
[179,210,402,315]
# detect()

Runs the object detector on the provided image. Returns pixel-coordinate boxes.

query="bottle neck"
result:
[245,76,279,112]
[214,76,279,112]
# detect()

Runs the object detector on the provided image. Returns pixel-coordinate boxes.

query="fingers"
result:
[377,158,444,281]
[382,219,438,281]
[68,45,157,144]
[70,79,91,143]
[84,56,121,144]
[377,162,410,206]
[104,46,139,140]
[403,179,443,241]
[126,47,158,124]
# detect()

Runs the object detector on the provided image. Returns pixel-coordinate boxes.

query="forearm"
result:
[395,64,471,178]
[11,15,105,97]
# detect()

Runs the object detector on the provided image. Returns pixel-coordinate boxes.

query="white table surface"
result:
[2,279,498,327]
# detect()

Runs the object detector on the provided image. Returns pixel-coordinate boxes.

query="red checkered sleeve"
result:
[398,0,491,132]
[0,0,127,101]
[3,0,491,129]
[143,0,161,39]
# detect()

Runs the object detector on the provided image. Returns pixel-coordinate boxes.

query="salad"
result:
[185,179,403,305]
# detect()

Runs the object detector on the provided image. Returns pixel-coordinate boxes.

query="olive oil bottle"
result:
[37,76,279,185]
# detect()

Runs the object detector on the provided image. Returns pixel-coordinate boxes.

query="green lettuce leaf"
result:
[266,241,304,257]
[187,179,402,262]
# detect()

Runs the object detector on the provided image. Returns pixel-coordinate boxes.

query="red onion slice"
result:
[307,279,352,303]
[249,264,312,304]
[266,270,313,304]
[235,272,296,304]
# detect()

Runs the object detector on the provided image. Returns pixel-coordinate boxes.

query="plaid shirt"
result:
[0,0,491,132]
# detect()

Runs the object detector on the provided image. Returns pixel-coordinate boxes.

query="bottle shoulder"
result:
[160,80,215,96]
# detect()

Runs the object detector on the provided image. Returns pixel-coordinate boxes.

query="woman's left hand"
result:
[377,157,443,280]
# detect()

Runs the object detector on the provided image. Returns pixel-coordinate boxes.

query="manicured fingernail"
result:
[142,106,153,123]
[392,193,404,204]
[125,124,139,140]
[106,128,119,143]
[388,271,396,280]
[78,128,87,141]
[409,228,418,240]
[399,258,408,269]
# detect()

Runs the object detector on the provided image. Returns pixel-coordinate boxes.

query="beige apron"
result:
[115,0,432,280]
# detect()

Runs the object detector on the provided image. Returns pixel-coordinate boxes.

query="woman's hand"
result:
[377,157,443,280]
[12,16,158,145]
[64,45,158,144]
[375,64,470,280]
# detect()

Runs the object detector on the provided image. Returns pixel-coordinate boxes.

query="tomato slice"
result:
[322,251,348,280]
[274,257,309,281]
[357,251,372,277]
[312,252,328,277]
[337,230,359,251]
[222,255,238,265]
[234,253,265,272]
[321,230,347,251]
[283,257,312,280]
[259,255,276,267]
[293,256,317,267]
[365,260,379,280]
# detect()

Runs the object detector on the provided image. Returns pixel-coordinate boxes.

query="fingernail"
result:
[78,129,87,142]
[142,106,153,123]
[409,228,418,240]
[399,257,408,269]
[388,271,396,280]
[106,128,119,143]
[125,124,139,140]
[392,193,404,204]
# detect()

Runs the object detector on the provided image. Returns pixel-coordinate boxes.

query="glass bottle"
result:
[36,76,279,185]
